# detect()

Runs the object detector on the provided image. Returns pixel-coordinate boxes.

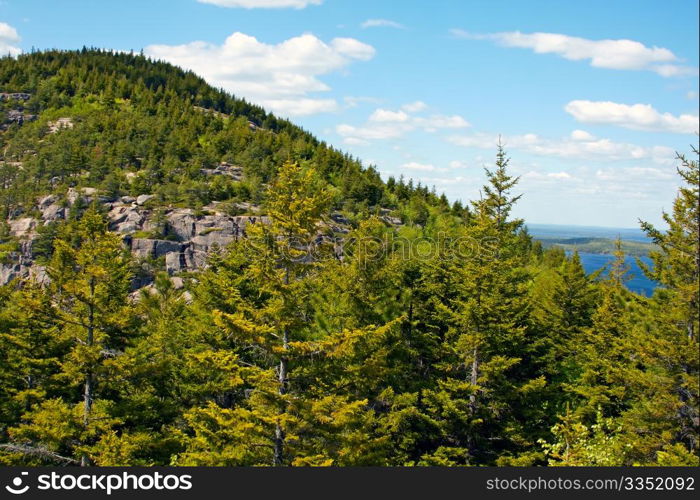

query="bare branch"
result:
[0,443,79,465]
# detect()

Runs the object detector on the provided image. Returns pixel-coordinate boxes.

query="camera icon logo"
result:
[5,472,30,495]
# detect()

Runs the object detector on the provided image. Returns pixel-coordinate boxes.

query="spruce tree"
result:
[7,208,134,466]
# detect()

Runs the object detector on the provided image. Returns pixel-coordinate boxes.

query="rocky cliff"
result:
[1,187,271,288]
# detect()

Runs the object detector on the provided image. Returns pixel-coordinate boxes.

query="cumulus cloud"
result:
[338,104,469,144]
[522,170,576,183]
[0,22,21,56]
[449,160,469,169]
[145,32,375,116]
[571,165,678,201]
[336,122,411,144]
[401,162,447,172]
[570,129,595,141]
[344,96,382,108]
[451,29,697,77]
[361,19,406,29]
[410,175,468,187]
[402,101,428,112]
[197,0,322,8]
[330,37,376,60]
[448,131,675,164]
[565,100,699,134]
[416,114,470,131]
[369,108,411,122]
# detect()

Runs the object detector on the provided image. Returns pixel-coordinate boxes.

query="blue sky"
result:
[1,0,698,227]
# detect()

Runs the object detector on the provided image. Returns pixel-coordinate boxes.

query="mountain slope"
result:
[0,49,456,286]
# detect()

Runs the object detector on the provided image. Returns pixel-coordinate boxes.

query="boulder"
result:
[0,263,24,286]
[136,194,155,206]
[165,250,187,274]
[110,206,145,233]
[166,209,197,240]
[330,212,350,225]
[38,194,58,209]
[41,204,66,221]
[107,205,130,225]
[382,215,403,226]
[47,117,74,133]
[131,239,181,260]
[66,188,80,205]
[8,218,35,237]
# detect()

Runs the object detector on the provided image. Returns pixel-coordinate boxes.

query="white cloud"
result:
[338,105,470,144]
[369,108,411,122]
[570,129,595,141]
[0,22,21,56]
[344,96,381,108]
[449,160,469,169]
[522,170,575,182]
[336,122,411,144]
[448,132,675,164]
[197,0,322,8]
[145,32,374,116]
[343,137,370,146]
[565,100,699,134]
[401,162,447,172]
[451,29,697,77]
[330,37,376,60]
[595,166,674,182]
[402,100,428,112]
[361,18,406,29]
[263,98,338,115]
[412,175,468,186]
[416,114,470,130]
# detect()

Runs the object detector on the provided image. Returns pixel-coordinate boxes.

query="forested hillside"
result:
[0,50,697,467]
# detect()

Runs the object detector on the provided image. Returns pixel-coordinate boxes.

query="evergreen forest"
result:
[0,50,697,467]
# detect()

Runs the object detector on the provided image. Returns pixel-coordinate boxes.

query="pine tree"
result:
[6,208,134,466]
[636,146,699,462]
[430,144,538,464]
[185,160,333,466]
[640,146,699,342]
[0,284,66,427]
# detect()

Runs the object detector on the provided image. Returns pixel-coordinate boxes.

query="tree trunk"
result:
[81,278,95,467]
[273,327,288,466]
[469,346,479,411]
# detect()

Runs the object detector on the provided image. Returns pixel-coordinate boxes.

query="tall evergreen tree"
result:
[5,209,134,466]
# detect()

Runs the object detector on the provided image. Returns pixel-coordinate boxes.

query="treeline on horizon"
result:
[0,50,697,467]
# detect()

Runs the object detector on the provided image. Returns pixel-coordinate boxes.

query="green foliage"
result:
[0,49,697,467]
[0,49,398,212]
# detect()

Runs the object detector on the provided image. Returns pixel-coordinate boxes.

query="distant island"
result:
[536,236,658,258]
[527,223,658,257]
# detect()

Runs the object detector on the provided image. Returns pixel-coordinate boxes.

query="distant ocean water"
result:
[526,223,652,243]
[526,223,659,296]
[577,252,656,296]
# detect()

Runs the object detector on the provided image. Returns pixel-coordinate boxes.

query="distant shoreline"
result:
[526,223,656,257]
[534,236,657,258]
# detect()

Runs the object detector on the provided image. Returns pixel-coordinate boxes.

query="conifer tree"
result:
[429,145,538,464]
[640,146,699,342]
[6,208,134,466]
[188,160,333,466]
